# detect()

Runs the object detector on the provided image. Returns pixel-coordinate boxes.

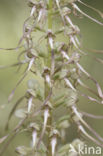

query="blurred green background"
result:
[0,0,103,155]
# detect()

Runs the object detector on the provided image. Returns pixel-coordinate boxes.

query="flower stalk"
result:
[0,0,103,156]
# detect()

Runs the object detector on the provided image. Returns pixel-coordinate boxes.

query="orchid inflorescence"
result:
[0,0,103,156]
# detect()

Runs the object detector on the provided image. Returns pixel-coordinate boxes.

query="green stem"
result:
[46,0,53,68]
[45,0,53,156]
[48,0,53,29]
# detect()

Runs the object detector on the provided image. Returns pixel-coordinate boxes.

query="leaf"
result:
[54,100,66,108]
[38,141,47,153]
[27,79,39,90]
[58,144,70,154]
[29,122,40,131]
[72,139,84,151]
[52,92,65,102]
[59,69,68,79]
[65,90,77,107]
[58,120,70,129]
[56,115,70,125]
[15,109,27,119]
[16,146,31,155]
[37,87,44,101]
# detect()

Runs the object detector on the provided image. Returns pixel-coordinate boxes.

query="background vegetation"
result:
[0,0,103,155]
